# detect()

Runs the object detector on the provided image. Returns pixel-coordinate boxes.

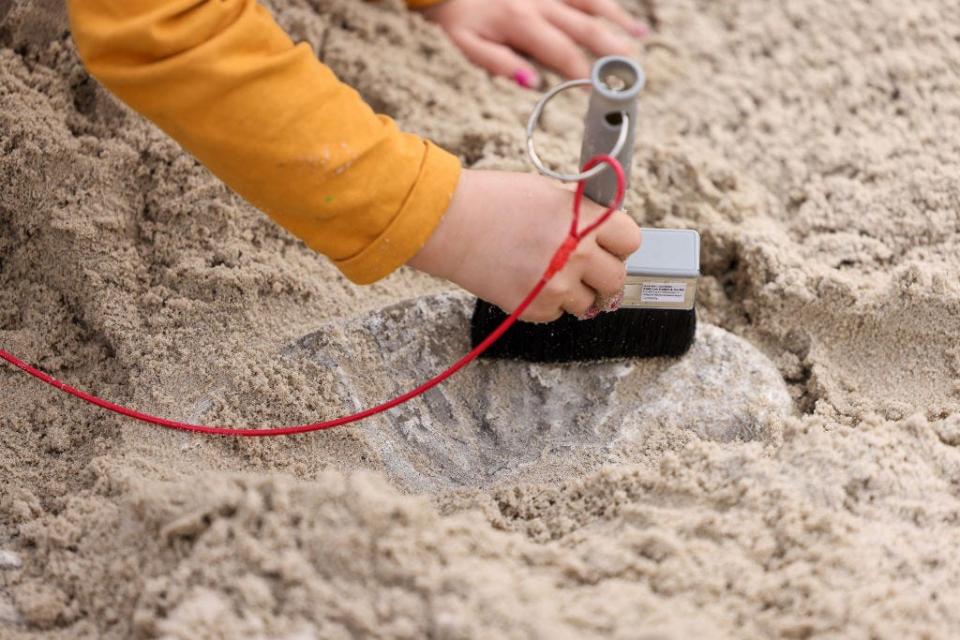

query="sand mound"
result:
[2,0,960,637]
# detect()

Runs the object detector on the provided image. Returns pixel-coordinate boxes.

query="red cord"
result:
[0,156,626,437]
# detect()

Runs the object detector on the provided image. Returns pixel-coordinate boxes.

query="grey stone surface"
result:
[273,293,793,489]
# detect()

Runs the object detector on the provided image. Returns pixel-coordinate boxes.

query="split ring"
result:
[525,79,630,183]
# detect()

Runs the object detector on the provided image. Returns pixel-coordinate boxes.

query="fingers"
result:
[525,269,598,322]
[580,245,627,298]
[563,0,648,37]
[544,2,633,58]
[540,242,628,321]
[505,17,591,79]
[448,30,540,86]
[594,210,642,259]
[522,245,629,322]
[560,280,598,318]
[522,305,564,323]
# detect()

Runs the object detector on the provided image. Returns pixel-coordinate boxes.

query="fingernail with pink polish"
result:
[607,291,624,311]
[513,68,538,89]
[629,22,649,38]
[578,306,600,321]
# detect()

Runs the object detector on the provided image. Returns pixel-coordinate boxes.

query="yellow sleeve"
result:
[67,0,462,284]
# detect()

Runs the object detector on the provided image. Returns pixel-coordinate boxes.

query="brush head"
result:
[471,299,697,363]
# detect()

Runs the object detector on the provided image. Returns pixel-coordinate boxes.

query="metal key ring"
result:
[525,78,629,183]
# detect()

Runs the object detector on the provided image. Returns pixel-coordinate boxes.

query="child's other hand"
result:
[408,170,641,322]
[421,0,647,87]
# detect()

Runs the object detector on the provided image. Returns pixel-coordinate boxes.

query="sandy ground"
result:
[2,0,960,637]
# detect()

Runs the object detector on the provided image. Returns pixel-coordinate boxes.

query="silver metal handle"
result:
[524,56,645,206]
[580,56,644,206]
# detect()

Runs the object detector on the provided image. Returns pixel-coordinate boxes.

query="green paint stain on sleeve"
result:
[324,195,335,204]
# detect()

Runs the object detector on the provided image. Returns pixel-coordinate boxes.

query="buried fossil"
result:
[194,293,794,490]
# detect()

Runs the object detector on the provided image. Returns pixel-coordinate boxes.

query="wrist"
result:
[408,169,474,282]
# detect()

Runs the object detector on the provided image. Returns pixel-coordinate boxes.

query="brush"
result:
[470,56,699,363]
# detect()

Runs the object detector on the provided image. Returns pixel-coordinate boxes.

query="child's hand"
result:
[408,170,641,322]
[421,0,647,87]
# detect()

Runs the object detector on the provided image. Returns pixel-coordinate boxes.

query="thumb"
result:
[449,30,540,88]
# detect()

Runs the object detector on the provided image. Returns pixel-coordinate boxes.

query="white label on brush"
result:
[640,283,687,303]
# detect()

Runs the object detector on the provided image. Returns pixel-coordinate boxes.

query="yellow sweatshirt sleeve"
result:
[66,0,462,284]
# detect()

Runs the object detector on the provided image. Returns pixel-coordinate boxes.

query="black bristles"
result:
[471,299,696,363]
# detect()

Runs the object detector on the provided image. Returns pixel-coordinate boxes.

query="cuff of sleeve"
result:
[334,141,462,284]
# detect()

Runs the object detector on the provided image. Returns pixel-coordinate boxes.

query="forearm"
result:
[67,0,461,283]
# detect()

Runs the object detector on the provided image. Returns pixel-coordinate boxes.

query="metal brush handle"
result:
[579,56,644,205]
[524,56,644,206]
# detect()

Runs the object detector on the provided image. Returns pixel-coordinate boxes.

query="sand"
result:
[2,0,960,637]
